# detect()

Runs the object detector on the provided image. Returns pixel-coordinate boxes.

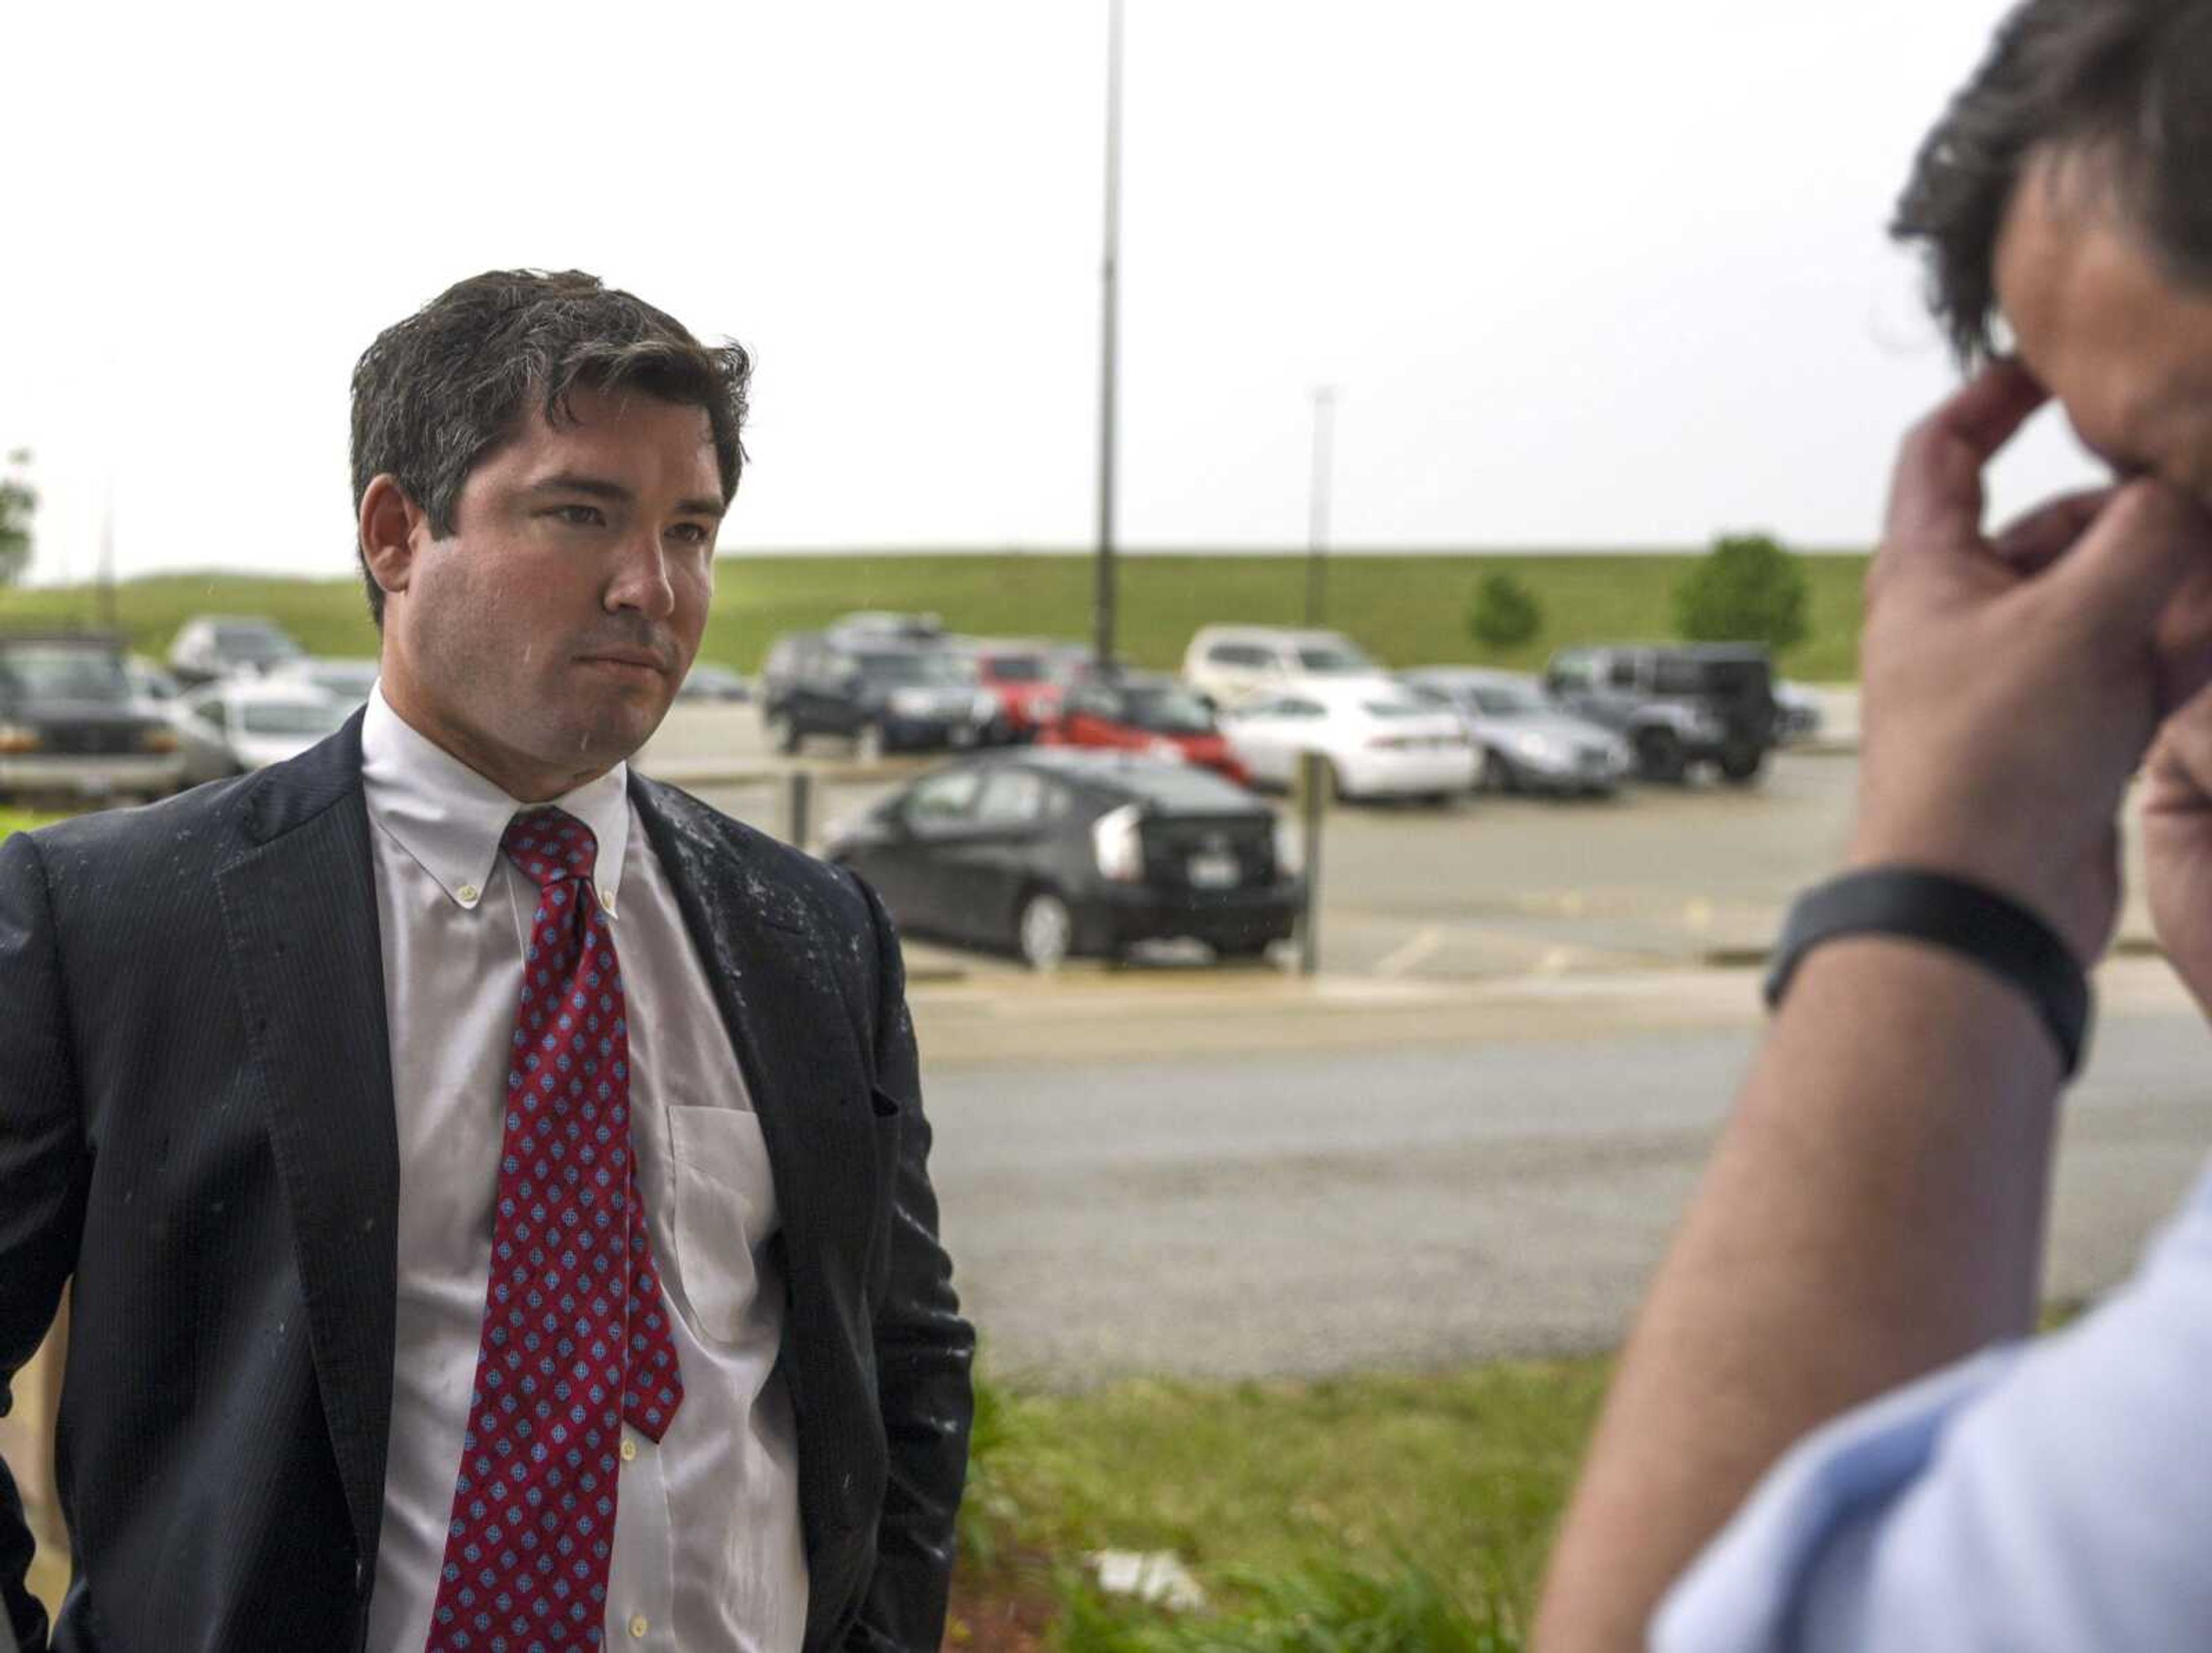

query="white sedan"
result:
[1219,681,1476,802]
[172,680,355,786]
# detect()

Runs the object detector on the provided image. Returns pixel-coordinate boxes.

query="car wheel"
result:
[1480,749,1517,794]
[1016,888,1076,972]
[855,722,887,764]
[1635,727,1688,784]
[1215,938,1276,964]
[1324,760,1357,806]
[766,710,800,755]
[1718,743,1767,786]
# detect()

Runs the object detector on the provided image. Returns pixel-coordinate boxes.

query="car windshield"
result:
[240,699,350,737]
[986,657,1047,683]
[307,664,378,698]
[1472,685,1546,716]
[857,651,969,687]
[1,644,133,703]
[1298,642,1376,674]
[215,626,300,664]
[1121,688,1215,735]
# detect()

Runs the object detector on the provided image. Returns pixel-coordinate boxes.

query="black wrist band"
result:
[1763,867,2091,1080]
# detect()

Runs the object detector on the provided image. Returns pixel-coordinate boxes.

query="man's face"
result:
[1997,149,2212,502]
[377,387,723,801]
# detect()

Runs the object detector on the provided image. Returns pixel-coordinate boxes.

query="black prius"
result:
[824,749,1304,970]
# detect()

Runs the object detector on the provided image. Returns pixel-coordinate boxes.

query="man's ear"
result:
[359,475,431,604]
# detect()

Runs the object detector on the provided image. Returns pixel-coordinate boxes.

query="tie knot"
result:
[501,808,597,892]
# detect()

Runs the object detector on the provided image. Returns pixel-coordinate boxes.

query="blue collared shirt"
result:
[1656,1152,2212,1651]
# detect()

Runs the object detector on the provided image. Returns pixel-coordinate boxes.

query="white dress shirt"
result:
[1657,1148,2212,1650]
[358,688,806,1652]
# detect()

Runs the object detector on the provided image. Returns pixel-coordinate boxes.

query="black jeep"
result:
[1541,643,1780,785]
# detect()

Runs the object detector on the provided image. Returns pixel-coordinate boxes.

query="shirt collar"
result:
[361,685,632,914]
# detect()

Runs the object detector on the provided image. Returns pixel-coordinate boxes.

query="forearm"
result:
[1536,936,2064,1652]
[856,1105,974,1644]
[853,873,975,1647]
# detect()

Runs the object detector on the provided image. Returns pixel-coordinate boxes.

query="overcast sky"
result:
[3,1,2101,583]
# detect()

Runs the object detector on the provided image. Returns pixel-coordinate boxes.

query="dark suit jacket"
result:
[0,716,975,1652]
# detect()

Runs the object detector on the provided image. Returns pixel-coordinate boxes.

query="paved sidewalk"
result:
[911,952,2193,1071]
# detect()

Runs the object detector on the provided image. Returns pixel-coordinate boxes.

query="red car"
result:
[969,648,1065,738]
[1043,673,1251,786]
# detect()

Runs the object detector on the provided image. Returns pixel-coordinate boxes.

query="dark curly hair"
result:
[349,270,751,626]
[1893,0,2212,363]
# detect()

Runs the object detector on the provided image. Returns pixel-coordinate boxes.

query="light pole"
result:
[1304,386,1336,628]
[97,480,118,631]
[1092,0,1124,671]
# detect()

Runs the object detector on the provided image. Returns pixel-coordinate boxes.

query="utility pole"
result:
[1304,386,1336,628]
[1092,0,1124,672]
[96,481,118,631]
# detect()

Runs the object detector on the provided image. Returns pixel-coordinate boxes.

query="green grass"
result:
[957,1357,1612,1647]
[0,551,1874,682]
[0,808,67,841]
[1052,1559,1523,1652]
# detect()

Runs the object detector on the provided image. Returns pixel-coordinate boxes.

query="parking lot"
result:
[639,698,2161,987]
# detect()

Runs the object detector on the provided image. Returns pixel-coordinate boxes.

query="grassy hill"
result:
[0,550,1873,681]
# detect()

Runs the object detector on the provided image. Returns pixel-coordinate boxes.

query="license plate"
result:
[1188,851,1240,889]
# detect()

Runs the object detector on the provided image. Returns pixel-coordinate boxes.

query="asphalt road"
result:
[921,967,2212,1387]
[642,705,2204,1389]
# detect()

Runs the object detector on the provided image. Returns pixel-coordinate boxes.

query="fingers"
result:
[2048,480,2212,645]
[2153,557,2212,716]
[1990,487,2116,575]
[2144,680,2212,811]
[1881,361,2050,555]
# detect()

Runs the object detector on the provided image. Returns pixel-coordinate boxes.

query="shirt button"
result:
[620,1437,638,1463]
[457,884,479,904]
[628,1614,650,1639]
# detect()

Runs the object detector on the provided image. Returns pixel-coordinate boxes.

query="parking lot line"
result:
[1372,926,1446,978]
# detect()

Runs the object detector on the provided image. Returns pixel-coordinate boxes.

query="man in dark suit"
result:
[0,270,974,1652]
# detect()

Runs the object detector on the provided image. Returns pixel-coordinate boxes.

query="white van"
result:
[1182,625,1391,707]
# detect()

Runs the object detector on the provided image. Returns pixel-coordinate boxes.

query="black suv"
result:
[0,630,187,803]
[1541,643,1779,784]
[758,632,1003,759]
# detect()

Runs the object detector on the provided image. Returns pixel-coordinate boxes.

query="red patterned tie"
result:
[423,807,684,1652]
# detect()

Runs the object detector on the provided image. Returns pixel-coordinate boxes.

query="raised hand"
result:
[1849,361,2212,963]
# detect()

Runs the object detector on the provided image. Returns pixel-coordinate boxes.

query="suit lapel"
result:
[628,775,876,1253]
[628,778,880,1575]
[214,712,399,1565]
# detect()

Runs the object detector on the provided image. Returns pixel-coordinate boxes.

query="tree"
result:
[0,449,34,589]
[1467,570,1543,652]
[1673,531,1808,654]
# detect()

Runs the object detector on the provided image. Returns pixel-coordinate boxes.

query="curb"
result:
[1700,935,2163,972]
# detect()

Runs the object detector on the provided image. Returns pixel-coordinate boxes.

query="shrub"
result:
[1467,573,1543,653]
[1672,532,1808,654]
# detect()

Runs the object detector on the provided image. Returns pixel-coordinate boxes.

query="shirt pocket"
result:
[666,1105,777,1346]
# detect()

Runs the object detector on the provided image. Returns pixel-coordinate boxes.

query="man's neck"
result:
[377,680,618,804]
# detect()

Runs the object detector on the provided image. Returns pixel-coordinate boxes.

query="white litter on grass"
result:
[1088,1549,1208,1612]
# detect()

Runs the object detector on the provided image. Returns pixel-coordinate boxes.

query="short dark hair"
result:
[1893,0,2212,363]
[349,269,752,626]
